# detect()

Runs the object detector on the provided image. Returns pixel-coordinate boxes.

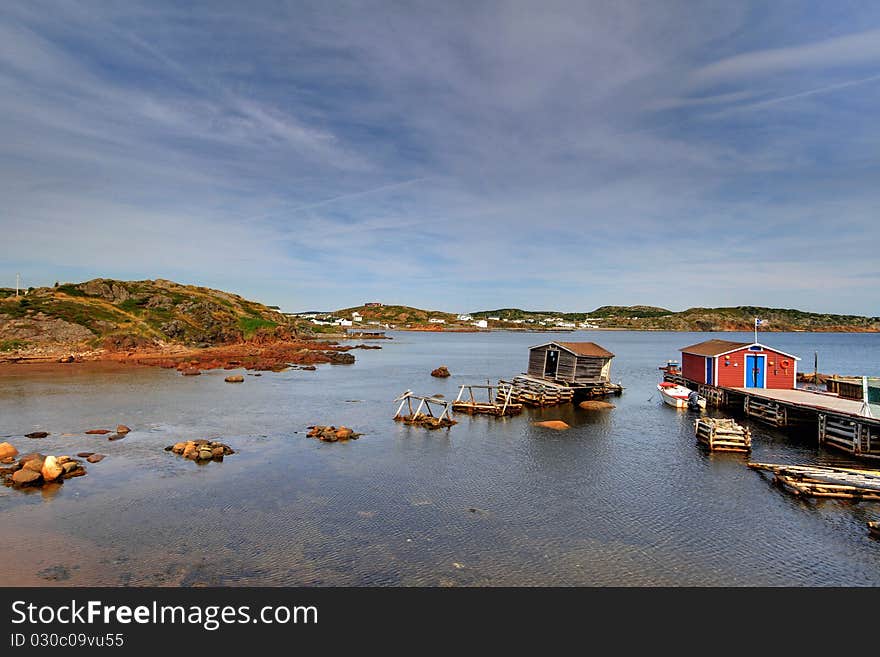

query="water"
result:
[1,330,878,586]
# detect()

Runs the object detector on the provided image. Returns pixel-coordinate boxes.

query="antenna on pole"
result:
[15,273,20,297]
[860,376,873,418]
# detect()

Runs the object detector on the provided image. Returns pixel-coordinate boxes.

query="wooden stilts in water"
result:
[452,383,523,416]
[393,390,457,429]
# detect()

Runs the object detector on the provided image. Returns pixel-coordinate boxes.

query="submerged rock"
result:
[578,400,615,411]
[224,375,244,383]
[85,429,110,435]
[533,420,570,431]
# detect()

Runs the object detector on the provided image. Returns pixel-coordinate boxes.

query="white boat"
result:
[657,382,706,410]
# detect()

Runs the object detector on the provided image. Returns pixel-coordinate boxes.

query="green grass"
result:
[0,339,29,352]
[238,316,277,338]
[55,284,89,297]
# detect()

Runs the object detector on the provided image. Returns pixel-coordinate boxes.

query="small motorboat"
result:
[657,382,706,410]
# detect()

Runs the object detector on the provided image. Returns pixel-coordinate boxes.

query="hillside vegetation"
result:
[0,279,291,351]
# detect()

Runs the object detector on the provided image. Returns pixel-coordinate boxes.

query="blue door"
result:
[745,355,765,388]
[705,357,713,385]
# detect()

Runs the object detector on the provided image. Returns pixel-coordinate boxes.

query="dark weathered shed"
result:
[527,341,615,384]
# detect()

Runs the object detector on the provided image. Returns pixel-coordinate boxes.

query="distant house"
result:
[364,302,383,307]
[527,341,615,384]
[487,316,500,321]
[336,319,353,327]
[428,318,446,324]
[680,339,799,390]
[457,314,473,321]
[352,312,363,322]
[473,319,488,329]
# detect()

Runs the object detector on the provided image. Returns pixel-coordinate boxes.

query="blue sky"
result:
[1,1,879,314]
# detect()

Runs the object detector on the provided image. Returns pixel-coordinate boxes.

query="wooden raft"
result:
[452,383,523,416]
[748,462,880,500]
[499,375,574,407]
[695,417,751,453]
[393,390,457,429]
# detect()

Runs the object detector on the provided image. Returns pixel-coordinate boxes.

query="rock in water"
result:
[578,400,615,411]
[85,429,110,435]
[76,452,94,458]
[0,442,18,460]
[431,366,451,378]
[181,369,201,376]
[12,469,41,486]
[224,375,244,383]
[116,424,131,434]
[86,454,105,463]
[25,432,49,439]
[41,455,64,482]
[533,420,571,431]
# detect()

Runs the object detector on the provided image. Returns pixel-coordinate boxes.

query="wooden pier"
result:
[695,417,751,453]
[663,370,880,461]
[452,383,522,416]
[393,390,457,429]
[748,462,880,500]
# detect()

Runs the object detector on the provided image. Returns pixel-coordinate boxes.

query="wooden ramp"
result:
[748,462,880,500]
[452,383,522,416]
[695,418,751,453]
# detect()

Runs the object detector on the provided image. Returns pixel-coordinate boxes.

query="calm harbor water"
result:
[1,330,878,586]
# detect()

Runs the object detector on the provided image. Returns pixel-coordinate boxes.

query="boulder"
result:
[211,446,225,459]
[0,442,18,460]
[181,368,202,376]
[85,429,110,435]
[182,443,199,460]
[107,433,125,441]
[197,449,213,460]
[431,366,451,378]
[86,454,105,463]
[12,468,41,486]
[533,420,570,431]
[41,455,64,482]
[336,427,354,440]
[224,375,244,383]
[116,424,131,434]
[25,431,49,439]
[0,457,14,465]
[58,355,75,363]
[76,452,94,458]
[578,400,616,411]
[62,461,79,473]
[23,457,45,472]
[171,442,186,454]
[301,365,317,371]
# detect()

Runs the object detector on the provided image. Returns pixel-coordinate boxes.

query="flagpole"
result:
[754,318,758,344]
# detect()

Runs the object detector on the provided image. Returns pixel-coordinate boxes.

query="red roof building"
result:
[680,339,800,390]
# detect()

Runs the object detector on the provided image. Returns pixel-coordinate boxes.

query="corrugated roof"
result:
[554,341,615,358]
[680,339,751,357]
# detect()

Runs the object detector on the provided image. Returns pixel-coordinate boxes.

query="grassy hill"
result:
[0,278,291,351]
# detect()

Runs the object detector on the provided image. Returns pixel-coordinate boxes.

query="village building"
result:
[527,341,615,385]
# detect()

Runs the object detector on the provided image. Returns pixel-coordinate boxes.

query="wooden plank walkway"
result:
[729,387,870,417]
[748,462,880,500]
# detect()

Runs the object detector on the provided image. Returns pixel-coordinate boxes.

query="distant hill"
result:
[334,304,458,326]
[468,304,879,332]
[0,278,292,352]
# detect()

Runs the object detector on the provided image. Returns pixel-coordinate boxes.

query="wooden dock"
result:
[663,371,880,461]
[748,462,880,500]
[499,375,575,407]
[695,417,751,453]
[452,383,523,416]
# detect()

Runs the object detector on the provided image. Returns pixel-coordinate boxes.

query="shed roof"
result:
[531,341,615,358]
[680,339,800,360]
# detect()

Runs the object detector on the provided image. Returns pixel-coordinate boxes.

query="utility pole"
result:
[15,273,20,297]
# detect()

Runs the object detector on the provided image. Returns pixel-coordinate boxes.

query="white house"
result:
[457,314,473,321]
[351,312,363,323]
[335,319,353,327]
[428,318,446,324]
[487,316,500,321]
[473,319,488,329]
